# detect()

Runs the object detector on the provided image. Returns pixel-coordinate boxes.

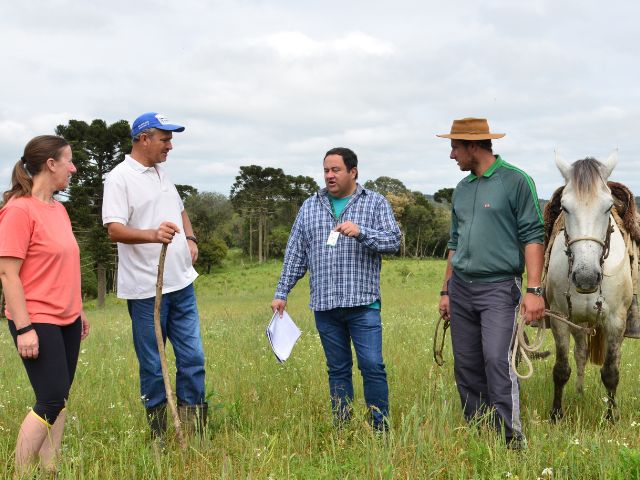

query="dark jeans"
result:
[314,306,388,428]
[127,283,206,409]
[449,273,523,442]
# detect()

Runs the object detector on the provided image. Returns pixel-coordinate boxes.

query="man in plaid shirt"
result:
[272,147,401,430]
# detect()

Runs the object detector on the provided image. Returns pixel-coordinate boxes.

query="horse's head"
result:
[555,151,617,293]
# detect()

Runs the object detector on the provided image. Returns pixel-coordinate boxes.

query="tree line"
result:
[1,118,459,308]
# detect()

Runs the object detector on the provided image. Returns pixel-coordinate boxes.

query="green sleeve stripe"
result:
[501,162,544,225]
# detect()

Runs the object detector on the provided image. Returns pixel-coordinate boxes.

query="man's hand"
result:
[154,222,181,244]
[520,293,545,324]
[187,240,198,264]
[271,299,287,317]
[438,295,450,320]
[334,221,360,238]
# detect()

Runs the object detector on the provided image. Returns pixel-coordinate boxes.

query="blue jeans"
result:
[314,306,389,428]
[127,283,206,409]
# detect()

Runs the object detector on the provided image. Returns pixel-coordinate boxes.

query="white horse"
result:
[545,152,633,421]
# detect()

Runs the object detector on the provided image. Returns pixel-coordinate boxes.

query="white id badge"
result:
[326,230,340,246]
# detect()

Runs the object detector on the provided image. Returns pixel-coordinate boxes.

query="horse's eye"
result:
[561,206,569,214]
[605,205,613,213]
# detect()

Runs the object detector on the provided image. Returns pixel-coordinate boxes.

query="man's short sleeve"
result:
[102,170,129,226]
[173,185,185,212]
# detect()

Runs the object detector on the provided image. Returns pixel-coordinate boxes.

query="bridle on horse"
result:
[562,214,615,323]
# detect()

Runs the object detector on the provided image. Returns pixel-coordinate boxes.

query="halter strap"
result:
[566,236,606,248]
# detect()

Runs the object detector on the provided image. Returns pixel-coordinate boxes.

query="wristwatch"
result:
[526,286,543,296]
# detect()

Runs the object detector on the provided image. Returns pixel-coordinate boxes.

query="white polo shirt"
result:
[102,155,198,299]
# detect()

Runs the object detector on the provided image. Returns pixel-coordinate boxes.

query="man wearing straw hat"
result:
[437,117,545,448]
[102,112,207,441]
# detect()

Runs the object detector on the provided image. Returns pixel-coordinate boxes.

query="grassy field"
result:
[1,257,640,479]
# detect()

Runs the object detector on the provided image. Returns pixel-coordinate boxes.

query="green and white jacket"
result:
[448,156,544,283]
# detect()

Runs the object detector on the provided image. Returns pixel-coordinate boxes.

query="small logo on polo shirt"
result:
[484,203,491,208]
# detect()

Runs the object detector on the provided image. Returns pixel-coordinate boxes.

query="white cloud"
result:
[253,30,393,60]
[0,0,639,200]
[260,32,324,59]
[334,32,394,56]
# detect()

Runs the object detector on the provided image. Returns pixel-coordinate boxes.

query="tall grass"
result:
[1,258,639,478]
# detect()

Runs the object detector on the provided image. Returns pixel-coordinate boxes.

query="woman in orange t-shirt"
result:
[0,135,90,477]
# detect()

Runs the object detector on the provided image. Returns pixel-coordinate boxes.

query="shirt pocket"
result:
[344,207,375,230]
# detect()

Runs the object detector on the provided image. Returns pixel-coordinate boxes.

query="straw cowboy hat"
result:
[437,117,505,140]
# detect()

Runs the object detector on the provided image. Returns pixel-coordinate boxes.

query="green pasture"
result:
[1,257,640,479]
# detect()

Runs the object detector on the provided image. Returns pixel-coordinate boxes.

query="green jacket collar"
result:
[466,155,504,182]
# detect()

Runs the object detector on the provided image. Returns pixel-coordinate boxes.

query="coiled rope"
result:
[510,309,595,380]
[432,313,450,367]
[433,309,595,380]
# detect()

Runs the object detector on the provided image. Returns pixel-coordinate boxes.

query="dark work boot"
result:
[178,403,208,438]
[624,294,640,339]
[146,403,167,441]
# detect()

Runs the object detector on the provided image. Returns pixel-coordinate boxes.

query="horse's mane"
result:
[571,157,606,200]
[544,181,640,246]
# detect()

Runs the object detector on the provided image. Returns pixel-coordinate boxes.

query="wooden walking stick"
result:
[154,243,187,450]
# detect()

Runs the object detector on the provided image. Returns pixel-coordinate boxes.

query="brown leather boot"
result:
[625,294,640,339]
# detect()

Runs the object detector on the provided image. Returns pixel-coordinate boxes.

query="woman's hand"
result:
[17,329,39,359]
[80,310,90,340]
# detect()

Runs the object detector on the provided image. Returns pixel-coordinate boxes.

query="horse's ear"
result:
[555,150,571,182]
[600,149,618,180]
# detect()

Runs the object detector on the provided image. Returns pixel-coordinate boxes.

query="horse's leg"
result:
[551,321,571,422]
[573,331,589,395]
[601,314,625,422]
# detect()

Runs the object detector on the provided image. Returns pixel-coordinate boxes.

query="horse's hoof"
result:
[550,409,564,423]
[605,409,620,423]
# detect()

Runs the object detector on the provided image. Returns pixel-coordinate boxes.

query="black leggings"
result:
[8,318,81,425]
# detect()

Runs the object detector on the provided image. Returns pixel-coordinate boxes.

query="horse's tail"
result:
[588,326,606,365]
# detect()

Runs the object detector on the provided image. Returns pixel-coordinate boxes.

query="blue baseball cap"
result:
[131,112,185,138]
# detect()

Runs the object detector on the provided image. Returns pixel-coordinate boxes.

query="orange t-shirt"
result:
[0,196,81,325]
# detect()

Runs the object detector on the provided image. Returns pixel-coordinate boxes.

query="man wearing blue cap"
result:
[102,113,207,441]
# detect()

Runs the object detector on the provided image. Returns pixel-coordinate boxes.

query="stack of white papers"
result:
[266,310,302,363]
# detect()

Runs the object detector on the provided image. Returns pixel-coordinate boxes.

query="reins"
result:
[433,313,450,366]
[510,309,595,380]
[432,307,594,380]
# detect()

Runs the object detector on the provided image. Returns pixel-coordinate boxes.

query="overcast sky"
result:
[1,0,638,199]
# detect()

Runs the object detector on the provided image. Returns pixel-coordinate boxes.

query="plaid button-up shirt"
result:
[275,184,401,311]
